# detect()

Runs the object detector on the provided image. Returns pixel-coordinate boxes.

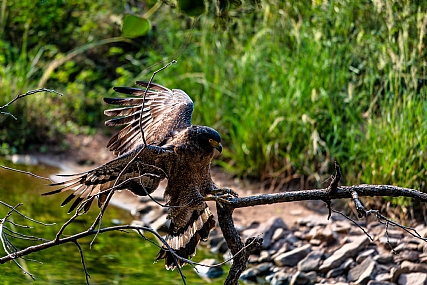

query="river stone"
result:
[319,235,370,272]
[347,257,377,284]
[394,250,420,263]
[289,271,312,285]
[368,282,396,285]
[194,258,224,279]
[326,267,345,278]
[297,250,324,272]
[391,260,427,282]
[356,248,377,263]
[270,271,291,285]
[258,250,271,263]
[274,244,311,267]
[374,253,394,264]
[398,273,427,285]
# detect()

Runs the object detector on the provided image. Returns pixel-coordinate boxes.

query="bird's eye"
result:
[208,139,213,143]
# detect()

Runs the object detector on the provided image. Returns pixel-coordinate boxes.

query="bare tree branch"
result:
[0,88,63,119]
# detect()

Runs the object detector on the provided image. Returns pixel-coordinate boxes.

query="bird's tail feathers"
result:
[156,207,215,270]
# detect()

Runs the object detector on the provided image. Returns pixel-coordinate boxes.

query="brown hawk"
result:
[43,81,223,269]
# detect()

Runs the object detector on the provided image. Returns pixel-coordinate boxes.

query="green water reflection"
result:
[0,159,227,284]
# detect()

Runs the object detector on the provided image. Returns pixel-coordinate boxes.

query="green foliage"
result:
[122,14,150,38]
[1,0,427,204]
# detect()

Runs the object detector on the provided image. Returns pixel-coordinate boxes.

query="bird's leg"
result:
[209,187,239,198]
[204,188,239,208]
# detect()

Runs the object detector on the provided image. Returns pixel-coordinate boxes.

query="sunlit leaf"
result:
[178,0,206,17]
[122,14,150,38]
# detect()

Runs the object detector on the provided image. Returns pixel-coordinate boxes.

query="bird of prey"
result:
[43,81,225,270]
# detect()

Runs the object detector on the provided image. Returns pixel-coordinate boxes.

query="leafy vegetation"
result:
[1,0,426,198]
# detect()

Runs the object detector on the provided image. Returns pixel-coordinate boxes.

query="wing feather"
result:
[104,82,194,156]
[42,145,174,213]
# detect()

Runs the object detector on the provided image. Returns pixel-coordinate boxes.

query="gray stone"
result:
[326,267,345,278]
[368,281,395,285]
[375,273,391,282]
[398,273,427,285]
[297,250,324,272]
[210,239,229,254]
[274,244,311,267]
[379,236,400,247]
[305,271,317,284]
[297,215,331,227]
[245,217,288,249]
[258,250,271,263]
[194,258,224,279]
[290,271,312,285]
[319,235,370,272]
[347,257,377,284]
[391,260,427,282]
[331,220,352,234]
[356,249,377,263]
[394,250,420,263]
[341,257,356,270]
[271,271,291,285]
[374,253,394,264]
[305,226,337,245]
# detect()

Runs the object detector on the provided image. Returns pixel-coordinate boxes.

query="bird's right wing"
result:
[104,81,194,156]
[42,145,174,213]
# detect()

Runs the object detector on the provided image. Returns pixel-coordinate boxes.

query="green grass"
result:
[1,0,427,201]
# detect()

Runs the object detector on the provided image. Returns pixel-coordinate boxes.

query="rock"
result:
[270,242,292,259]
[400,260,427,273]
[297,215,331,227]
[210,239,229,254]
[319,235,370,272]
[394,250,420,263]
[258,250,271,263]
[289,271,312,285]
[141,205,166,225]
[356,249,377,263]
[375,273,392,282]
[347,257,377,284]
[379,236,400,247]
[240,263,274,282]
[148,213,169,232]
[194,258,224,279]
[341,257,356,270]
[374,253,394,264]
[297,250,324,272]
[331,220,352,234]
[243,217,288,250]
[398,273,427,285]
[394,242,419,253]
[368,281,396,285]
[274,244,311,267]
[326,267,345,278]
[273,228,287,242]
[305,226,337,245]
[270,271,291,285]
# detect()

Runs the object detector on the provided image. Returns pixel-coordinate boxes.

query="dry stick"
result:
[0,225,188,285]
[0,201,55,226]
[0,165,53,182]
[73,240,91,285]
[0,204,36,280]
[331,209,374,241]
[0,88,63,119]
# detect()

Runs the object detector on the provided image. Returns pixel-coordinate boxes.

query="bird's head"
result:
[196,126,222,153]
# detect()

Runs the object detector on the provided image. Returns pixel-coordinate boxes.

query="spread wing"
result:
[104,81,194,156]
[43,145,174,213]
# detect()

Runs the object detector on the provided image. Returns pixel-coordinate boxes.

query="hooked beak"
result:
[216,143,223,153]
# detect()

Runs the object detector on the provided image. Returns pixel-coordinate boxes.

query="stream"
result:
[0,159,227,284]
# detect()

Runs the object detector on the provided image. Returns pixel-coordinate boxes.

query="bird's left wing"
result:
[104,81,194,156]
[42,145,174,213]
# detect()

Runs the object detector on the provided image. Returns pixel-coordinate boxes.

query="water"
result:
[0,159,228,284]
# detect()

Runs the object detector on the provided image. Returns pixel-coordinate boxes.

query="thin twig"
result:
[73,241,90,285]
[0,165,53,182]
[0,88,63,119]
